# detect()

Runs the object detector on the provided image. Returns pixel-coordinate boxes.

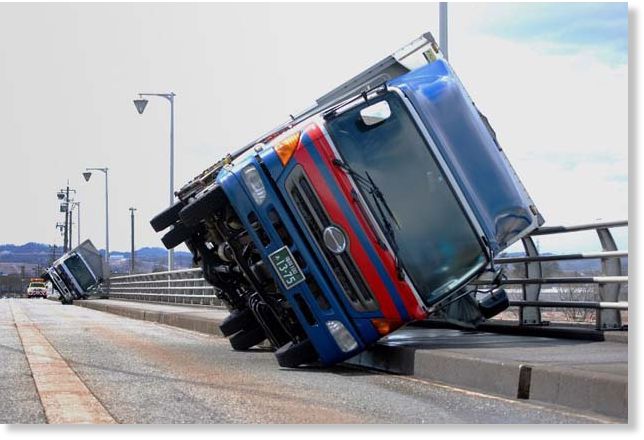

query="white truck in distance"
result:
[42,240,106,304]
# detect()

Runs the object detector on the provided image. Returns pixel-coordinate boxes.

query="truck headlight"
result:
[241,165,267,205]
[325,320,358,353]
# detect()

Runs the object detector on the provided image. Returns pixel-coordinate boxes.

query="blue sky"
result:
[477,2,628,66]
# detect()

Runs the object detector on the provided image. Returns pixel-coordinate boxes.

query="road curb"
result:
[529,365,627,419]
[603,332,628,343]
[413,350,527,398]
[76,300,226,337]
[73,300,626,420]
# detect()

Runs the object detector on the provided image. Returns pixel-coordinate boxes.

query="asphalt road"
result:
[0,299,619,424]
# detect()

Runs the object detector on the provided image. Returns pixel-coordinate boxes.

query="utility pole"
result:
[68,196,73,251]
[58,184,76,253]
[129,207,137,274]
[63,185,70,252]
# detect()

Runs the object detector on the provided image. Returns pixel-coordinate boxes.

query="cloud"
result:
[446,19,628,248]
[454,2,628,66]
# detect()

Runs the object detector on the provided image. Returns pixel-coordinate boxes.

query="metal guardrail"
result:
[485,220,628,330]
[109,268,223,306]
[106,220,628,330]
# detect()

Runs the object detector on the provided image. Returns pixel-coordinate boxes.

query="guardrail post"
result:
[596,228,622,329]
[595,305,603,331]
[520,236,543,325]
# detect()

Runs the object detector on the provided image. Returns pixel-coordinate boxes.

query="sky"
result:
[0,2,629,255]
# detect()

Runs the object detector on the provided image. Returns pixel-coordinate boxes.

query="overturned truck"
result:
[42,240,106,304]
[151,31,544,367]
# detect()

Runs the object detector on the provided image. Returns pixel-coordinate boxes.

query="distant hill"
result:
[0,242,193,275]
[0,242,53,265]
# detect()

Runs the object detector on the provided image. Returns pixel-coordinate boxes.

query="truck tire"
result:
[179,186,225,227]
[275,340,318,368]
[220,309,256,337]
[150,201,185,232]
[229,326,266,351]
[161,222,193,250]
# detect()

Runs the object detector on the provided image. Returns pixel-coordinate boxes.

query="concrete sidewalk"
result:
[74,299,628,420]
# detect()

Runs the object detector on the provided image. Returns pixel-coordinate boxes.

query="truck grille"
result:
[286,166,378,312]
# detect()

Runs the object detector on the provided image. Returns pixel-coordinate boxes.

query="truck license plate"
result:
[268,246,305,289]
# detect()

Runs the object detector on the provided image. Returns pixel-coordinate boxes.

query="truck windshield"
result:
[64,254,96,292]
[326,92,487,304]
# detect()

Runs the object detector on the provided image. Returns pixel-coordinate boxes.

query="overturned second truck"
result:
[151,31,544,368]
[42,240,106,305]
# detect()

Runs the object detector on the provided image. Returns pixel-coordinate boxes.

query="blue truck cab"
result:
[151,32,543,367]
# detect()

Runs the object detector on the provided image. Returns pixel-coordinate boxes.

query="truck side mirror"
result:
[360,100,391,126]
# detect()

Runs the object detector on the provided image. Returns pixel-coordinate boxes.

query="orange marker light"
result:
[371,318,403,336]
[274,131,301,165]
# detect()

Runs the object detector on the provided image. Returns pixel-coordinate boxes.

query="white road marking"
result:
[10,302,116,424]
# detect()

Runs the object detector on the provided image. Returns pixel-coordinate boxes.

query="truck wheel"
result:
[60,297,73,305]
[229,326,266,351]
[275,339,318,368]
[161,222,193,250]
[220,309,256,337]
[150,200,185,232]
[179,186,225,227]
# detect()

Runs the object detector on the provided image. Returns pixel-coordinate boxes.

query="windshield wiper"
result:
[332,158,405,280]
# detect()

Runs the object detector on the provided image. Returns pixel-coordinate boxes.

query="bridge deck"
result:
[4,298,624,424]
[69,298,628,420]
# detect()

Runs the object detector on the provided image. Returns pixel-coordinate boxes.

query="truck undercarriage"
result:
[152,182,319,367]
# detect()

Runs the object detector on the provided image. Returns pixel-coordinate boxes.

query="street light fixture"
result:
[133,91,176,270]
[133,99,148,114]
[83,167,109,264]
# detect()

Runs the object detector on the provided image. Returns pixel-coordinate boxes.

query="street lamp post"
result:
[71,201,81,247]
[439,2,449,61]
[55,223,65,247]
[129,207,137,274]
[83,168,109,264]
[133,92,176,271]
[75,201,81,247]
